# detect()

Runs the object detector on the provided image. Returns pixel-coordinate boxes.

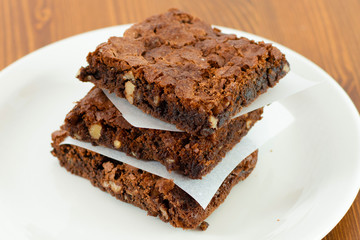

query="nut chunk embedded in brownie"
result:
[78,9,289,137]
[62,87,263,179]
[51,129,258,229]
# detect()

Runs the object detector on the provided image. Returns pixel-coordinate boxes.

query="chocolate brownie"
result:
[51,130,258,229]
[78,9,289,137]
[62,87,263,179]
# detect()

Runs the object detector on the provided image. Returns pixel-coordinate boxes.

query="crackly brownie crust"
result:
[62,87,263,179]
[51,130,258,229]
[78,9,288,137]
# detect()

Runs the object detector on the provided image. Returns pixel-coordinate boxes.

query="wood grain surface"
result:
[1,0,359,239]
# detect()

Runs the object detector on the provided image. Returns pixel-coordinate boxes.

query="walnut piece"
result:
[125,81,136,104]
[102,181,109,188]
[154,95,160,106]
[246,120,253,129]
[209,115,218,129]
[166,158,175,163]
[114,140,121,149]
[74,133,82,140]
[123,71,135,80]
[283,63,290,73]
[86,75,95,81]
[89,123,102,139]
[109,181,122,193]
[102,180,122,193]
[159,205,169,220]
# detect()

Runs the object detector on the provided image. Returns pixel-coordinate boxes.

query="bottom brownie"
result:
[51,130,258,229]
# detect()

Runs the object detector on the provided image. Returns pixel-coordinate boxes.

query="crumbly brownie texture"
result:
[78,9,289,137]
[62,87,263,179]
[51,130,258,229]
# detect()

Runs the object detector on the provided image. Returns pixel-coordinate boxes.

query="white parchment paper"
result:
[103,71,315,132]
[61,102,294,209]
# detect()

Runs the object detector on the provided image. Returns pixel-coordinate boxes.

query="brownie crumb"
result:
[199,221,209,231]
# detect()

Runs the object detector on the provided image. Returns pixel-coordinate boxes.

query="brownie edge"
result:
[51,130,258,229]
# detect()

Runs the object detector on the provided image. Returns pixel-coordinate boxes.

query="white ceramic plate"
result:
[0,25,359,240]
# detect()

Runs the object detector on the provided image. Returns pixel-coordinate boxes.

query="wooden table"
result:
[1,0,359,238]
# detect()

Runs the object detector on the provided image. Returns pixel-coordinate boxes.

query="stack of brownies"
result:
[51,9,289,230]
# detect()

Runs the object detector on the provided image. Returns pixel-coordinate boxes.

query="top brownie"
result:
[78,9,289,137]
